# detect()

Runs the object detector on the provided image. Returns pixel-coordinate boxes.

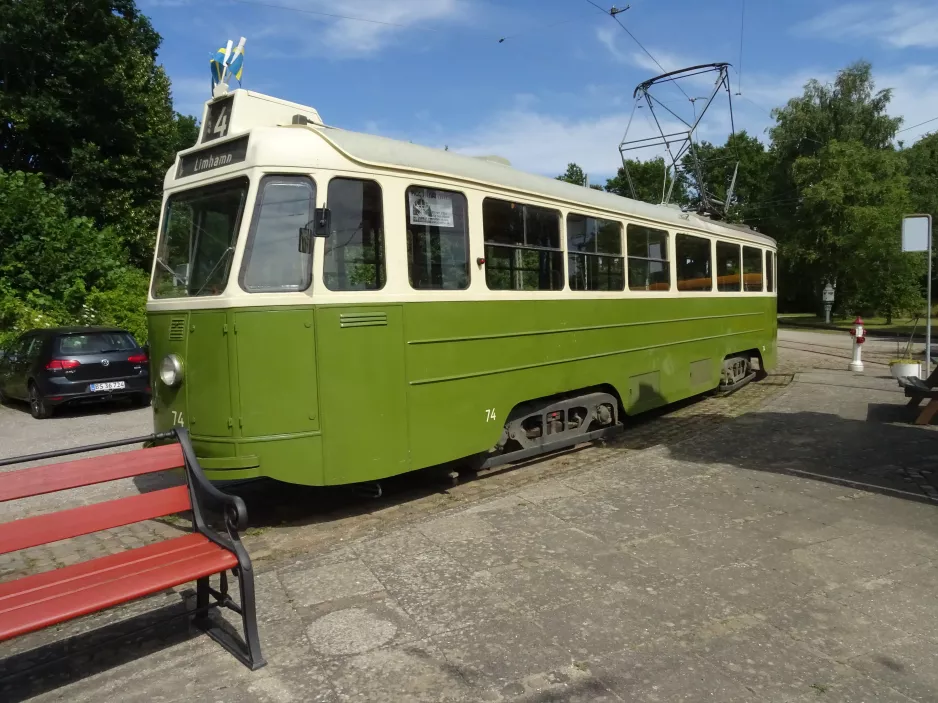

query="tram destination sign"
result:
[177,136,248,179]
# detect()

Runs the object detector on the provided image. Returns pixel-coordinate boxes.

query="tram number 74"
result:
[485,408,497,422]
[171,410,185,427]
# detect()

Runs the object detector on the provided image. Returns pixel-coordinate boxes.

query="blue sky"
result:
[146,0,938,183]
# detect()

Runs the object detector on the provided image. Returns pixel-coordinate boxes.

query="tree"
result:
[679,132,773,223]
[556,162,603,190]
[0,0,198,267]
[604,157,689,206]
[790,139,923,321]
[766,62,909,314]
[0,170,148,345]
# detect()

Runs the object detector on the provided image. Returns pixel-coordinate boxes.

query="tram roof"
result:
[313,125,777,247]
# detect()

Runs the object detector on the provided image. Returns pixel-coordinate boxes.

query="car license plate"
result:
[90,381,126,392]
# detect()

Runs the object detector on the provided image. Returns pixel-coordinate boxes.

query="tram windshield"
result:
[152,177,249,298]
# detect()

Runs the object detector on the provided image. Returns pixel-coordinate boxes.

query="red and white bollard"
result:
[849,316,866,372]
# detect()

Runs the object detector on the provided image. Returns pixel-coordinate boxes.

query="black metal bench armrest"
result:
[173,429,249,549]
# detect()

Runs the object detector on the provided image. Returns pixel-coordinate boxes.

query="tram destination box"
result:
[177,136,249,179]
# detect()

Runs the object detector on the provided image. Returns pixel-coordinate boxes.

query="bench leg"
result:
[193,569,266,670]
[194,576,210,621]
[908,396,924,408]
[916,398,938,425]
[235,564,266,671]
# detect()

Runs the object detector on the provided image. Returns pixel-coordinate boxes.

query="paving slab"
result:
[3,336,938,702]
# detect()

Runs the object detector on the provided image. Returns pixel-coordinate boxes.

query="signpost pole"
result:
[919,223,932,377]
[902,214,933,375]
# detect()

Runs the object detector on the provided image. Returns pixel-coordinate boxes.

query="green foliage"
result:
[604,158,689,206]
[0,0,199,348]
[0,171,149,346]
[0,0,198,268]
[554,163,606,191]
[680,132,773,221]
[735,61,924,317]
[791,141,923,318]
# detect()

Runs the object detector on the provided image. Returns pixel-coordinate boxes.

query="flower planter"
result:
[889,361,922,379]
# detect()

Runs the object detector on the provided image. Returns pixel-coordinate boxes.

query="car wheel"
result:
[28,383,52,419]
[0,387,7,405]
[133,393,152,408]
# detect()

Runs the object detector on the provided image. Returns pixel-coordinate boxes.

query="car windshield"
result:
[56,332,138,354]
[152,177,249,298]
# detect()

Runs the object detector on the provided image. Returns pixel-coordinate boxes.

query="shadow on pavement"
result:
[0,396,146,420]
[207,389,937,539]
[0,598,199,702]
[664,408,938,505]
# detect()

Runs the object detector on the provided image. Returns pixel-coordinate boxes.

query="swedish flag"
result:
[228,38,246,83]
[228,46,245,83]
[210,47,228,86]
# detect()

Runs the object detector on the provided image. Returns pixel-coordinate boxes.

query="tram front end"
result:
[147,89,328,485]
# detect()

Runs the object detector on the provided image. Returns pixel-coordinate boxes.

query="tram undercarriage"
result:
[478,390,622,471]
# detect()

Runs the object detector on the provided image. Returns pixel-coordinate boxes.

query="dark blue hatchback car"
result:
[0,327,150,418]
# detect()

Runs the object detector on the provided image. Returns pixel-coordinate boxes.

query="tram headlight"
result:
[159,354,184,387]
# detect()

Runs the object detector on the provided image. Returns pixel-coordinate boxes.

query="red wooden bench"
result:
[0,429,265,670]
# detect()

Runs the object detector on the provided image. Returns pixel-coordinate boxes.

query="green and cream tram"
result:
[147,89,777,486]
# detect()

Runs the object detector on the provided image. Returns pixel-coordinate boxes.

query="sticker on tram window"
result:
[177,136,249,178]
[408,188,454,228]
[202,95,234,143]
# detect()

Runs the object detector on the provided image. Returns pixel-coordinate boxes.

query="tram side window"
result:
[716,241,741,292]
[240,176,316,292]
[742,246,764,292]
[567,214,624,291]
[766,250,775,292]
[483,198,563,291]
[626,224,670,291]
[323,179,386,291]
[405,186,470,290]
[675,234,713,292]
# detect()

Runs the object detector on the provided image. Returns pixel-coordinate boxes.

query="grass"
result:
[778,313,938,340]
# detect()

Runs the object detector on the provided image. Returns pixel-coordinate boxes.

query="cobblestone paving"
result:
[4,355,938,703]
[0,339,878,585]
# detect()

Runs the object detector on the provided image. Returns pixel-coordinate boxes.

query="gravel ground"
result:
[0,399,152,463]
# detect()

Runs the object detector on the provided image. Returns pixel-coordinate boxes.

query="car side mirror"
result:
[299,208,331,252]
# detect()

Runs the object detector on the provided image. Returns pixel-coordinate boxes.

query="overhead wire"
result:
[583,0,691,102]
[897,115,938,134]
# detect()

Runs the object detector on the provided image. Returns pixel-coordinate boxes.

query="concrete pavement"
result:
[2,337,938,702]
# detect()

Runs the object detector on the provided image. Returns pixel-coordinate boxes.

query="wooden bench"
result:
[898,364,938,425]
[0,429,265,670]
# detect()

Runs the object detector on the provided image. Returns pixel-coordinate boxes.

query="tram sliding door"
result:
[316,305,409,484]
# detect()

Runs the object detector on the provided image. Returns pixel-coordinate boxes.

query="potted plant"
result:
[889,317,923,379]
[889,355,922,379]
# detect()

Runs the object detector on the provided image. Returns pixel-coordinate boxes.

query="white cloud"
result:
[170,76,211,119]
[881,64,938,142]
[797,2,938,49]
[411,60,938,184]
[434,104,684,180]
[252,0,465,58]
[596,25,696,75]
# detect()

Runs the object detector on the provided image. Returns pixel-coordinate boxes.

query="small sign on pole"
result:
[902,214,931,253]
[822,283,835,324]
[902,214,933,371]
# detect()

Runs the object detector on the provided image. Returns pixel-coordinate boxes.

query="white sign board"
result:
[408,189,454,228]
[902,214,932,252]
